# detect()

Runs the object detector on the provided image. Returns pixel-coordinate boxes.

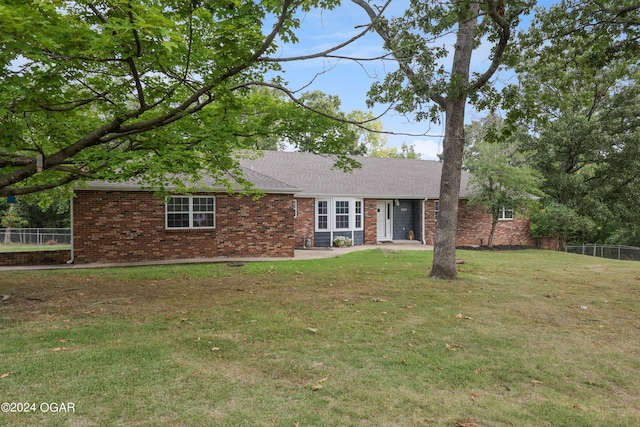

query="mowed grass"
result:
[1,249,639,426]
[0,244,71,252]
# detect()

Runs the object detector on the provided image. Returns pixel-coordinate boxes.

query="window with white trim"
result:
[166,196,215,229]
[316,200,329,230]
[434,200,439,220]
[335,200,350,229]
[355,200,363,229]
[315,198,363,231]
[498,206,514,220]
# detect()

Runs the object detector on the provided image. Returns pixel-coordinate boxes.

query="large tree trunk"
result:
[430,98,467,279]
[429,1,478,280]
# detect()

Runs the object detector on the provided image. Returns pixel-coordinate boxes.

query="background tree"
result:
[353,0,535,279]
[464,115,540,248]
[506,0,640,245]
[0,202,26,244]
[1,0,385,198]
[368,141,421,159]
[529,202,594,251]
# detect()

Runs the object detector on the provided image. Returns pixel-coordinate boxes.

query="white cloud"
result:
[411,139,442,161]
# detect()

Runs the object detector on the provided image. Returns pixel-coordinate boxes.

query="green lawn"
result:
[0,244,71,252]
[1,249,639,426]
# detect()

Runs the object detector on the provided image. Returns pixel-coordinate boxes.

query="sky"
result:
[273,0,557,160]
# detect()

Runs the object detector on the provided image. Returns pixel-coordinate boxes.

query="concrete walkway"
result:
[0,241,432,271]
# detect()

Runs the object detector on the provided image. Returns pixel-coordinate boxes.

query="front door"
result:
[376,200,393,241]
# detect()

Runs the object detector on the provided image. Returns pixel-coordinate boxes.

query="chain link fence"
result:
[566,243,640,262]
[0,228,71,246]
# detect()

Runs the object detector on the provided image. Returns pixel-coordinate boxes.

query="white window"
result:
[316,200,329,230]
[293,199,298,219]
[315,198,363,231]
[335,200,350,229]
[166,196,215,229]
[434,200,439,220]
[499,206,514,220]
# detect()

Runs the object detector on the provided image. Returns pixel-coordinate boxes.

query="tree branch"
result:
[351,0,447,108]
[468,0,511,92]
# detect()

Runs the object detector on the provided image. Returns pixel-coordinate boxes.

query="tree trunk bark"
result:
[488,213,498,248]
[429,1,479,280]
[430,98,467,279]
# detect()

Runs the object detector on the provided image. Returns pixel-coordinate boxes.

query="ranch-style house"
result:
[70,150,536,263]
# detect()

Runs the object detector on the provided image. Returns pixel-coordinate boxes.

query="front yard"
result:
[1,249,639,426]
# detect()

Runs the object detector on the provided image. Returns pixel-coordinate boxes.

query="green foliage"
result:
[368,142,421,159]
[354,0,535,278]
[464,115,541,247]
[0,0,365,197]
[0,204,26,228]
[506,1,640,244]
[530,202,594,248]
[363,0,535,120]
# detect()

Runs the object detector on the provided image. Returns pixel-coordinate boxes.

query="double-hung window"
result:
[354,200,363,229]
[334,200,350,229]
[316,200,329,230]
[166,196,215,229]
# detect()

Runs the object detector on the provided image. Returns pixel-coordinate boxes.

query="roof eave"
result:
[78,182,301,194]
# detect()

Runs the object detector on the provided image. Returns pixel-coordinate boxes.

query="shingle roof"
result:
[240,151,471,199]
[83,166,300,194]
[83,150,471,198]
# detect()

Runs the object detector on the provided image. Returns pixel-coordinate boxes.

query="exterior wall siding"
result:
[422,199,535,247]
[71,191,536,265]
[393,200,421,241]
[73,190,295,263]
[296,197,534,249]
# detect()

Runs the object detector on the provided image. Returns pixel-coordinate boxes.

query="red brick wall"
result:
[456,200,535,247]
[422,199,535,247]
[423,199,438,245]
[364,199,378,244]
[294,198,315,248]
[73,191,295,263]
[0,250,70,266]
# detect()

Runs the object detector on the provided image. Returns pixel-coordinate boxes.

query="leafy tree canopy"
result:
[506,0,640,244]
[0,0,382,197]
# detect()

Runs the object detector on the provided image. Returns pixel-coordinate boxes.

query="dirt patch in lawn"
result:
[0,271,259,322]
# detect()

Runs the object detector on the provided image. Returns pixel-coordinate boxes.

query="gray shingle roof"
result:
[83,166,299,194]
[240,151,471,199]
[83,150,471,199]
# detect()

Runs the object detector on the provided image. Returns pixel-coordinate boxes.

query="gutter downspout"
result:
[66,195,74,264]
[422,198,428,245]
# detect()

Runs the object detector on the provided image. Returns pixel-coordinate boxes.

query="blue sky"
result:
[275,0,557,159]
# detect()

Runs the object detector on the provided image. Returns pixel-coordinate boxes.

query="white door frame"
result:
[376,200,393,241]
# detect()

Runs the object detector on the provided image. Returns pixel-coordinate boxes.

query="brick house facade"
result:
[422,199,535,247]
[73,190,295,263]
[292,197,534,251]
[68,152,538,264]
